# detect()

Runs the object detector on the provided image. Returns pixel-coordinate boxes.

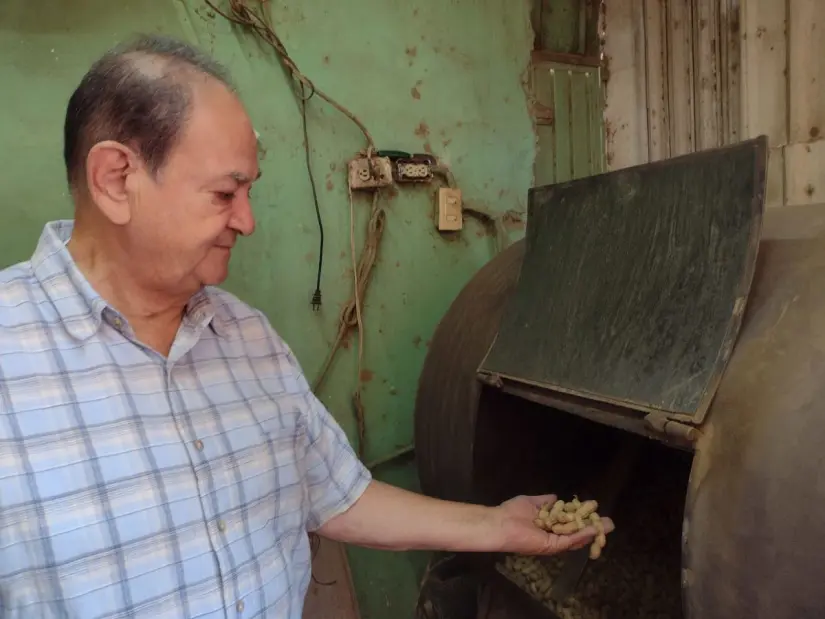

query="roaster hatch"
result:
[478,137,767,424]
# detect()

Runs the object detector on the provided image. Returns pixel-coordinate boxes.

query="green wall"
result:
[0,1,535,616]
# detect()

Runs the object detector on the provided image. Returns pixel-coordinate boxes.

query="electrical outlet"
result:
[436,188,462,231]
[348,156,394,190]
[395,158,433,183]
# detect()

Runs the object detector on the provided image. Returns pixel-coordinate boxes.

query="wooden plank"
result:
[532,64,556,187]
[553,68,574,182]
[720,0,742,145]
[766,146,786,208]
[602,0,649,169]
[531,63,556,125]
[693,0,723,150]
[667,0,696,155]
[788,0,825,144]
[784,140,825,206]
[570,71,592,179]
[584,0,602,57]
[643,0,670,161]
[531,0,544,50]
[586,69,606,174]
[538,0,581,54]
[535,125,558,187]
[741,0,788,206]
[532,50,601,68]
[740,0,788,142]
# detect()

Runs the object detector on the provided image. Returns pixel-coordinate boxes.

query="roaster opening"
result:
[474,387,691,618]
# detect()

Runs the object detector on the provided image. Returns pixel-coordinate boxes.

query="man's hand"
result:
[317,481,614,556]
[494,494,615,556]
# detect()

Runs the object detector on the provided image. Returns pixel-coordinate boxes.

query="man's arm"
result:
[267,329,612,556]
[318,480,500,552]
[319,480,613,556]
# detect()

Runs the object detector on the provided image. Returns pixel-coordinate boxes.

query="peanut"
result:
[552,521,580,535]
[564,497,582,513]
[534,496,612,565]
[576,500,599,519]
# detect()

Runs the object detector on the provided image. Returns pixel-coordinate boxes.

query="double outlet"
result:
[347,154,462,232]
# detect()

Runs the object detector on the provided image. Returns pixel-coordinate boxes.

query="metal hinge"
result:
[644,412,700,442]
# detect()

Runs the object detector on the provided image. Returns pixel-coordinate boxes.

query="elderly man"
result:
[0,36,612,618]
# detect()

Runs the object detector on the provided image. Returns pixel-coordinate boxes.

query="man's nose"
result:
[229,195,256,236]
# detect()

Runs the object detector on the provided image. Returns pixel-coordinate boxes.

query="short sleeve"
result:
[284,349,372,530]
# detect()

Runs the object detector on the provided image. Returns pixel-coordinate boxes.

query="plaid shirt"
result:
[0,221,371,619]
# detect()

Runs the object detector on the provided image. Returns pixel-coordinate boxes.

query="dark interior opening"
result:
[473,387,691,618]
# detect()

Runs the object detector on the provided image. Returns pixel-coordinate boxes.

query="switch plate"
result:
[437,188,462,231]
[348,156,394,190]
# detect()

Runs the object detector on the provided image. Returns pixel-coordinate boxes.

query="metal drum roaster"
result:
[414,136,825,618]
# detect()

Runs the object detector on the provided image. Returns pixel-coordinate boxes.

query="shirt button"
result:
[236,600,245,613]
[194,439,204,451]
[217,519,227,532]
[112,317,123,329]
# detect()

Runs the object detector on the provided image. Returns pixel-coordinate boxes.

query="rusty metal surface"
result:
[482,137,767,422]
[415,182,825,617]
[684,203,825,618]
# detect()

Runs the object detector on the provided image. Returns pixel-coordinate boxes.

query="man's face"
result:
[126,79,259,295]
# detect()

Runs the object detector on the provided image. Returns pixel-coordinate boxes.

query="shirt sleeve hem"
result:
[307,468,373,532]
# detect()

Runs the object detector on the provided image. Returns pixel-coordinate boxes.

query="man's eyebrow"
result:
[228,170,262,183]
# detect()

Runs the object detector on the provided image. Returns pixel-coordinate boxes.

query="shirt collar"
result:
[31,220,229,341]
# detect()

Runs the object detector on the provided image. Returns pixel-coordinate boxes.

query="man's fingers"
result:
[524,494,557,508]
[565,527,597,547]
[541,517,615,554]
[569,538,591,551]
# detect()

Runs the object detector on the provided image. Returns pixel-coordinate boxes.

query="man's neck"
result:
[67,224,189,356]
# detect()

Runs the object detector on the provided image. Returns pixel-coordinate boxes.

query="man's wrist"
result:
[470,504,511,553]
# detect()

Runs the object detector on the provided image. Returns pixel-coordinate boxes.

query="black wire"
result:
[299,82,324,310]
[308,532,337,587]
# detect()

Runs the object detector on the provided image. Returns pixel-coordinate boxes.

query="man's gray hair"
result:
[63,34,233,187]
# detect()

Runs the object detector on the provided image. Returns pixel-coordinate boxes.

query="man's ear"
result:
[85,141,140,226]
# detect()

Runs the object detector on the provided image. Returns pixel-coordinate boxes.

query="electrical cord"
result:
[208,0,381,585]
[307,532,336,587]
[432,165,518,253]
[204,0,375,150]
[312,189,385,458]
[349,186,367,458]
[209,0,384,460]
[206,0,377,310]
[299,83,324,310]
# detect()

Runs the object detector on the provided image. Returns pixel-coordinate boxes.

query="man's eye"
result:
[216,192,235,202]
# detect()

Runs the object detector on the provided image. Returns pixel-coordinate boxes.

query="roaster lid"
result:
[478,137,768,423]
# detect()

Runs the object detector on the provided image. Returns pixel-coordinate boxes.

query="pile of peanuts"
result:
[534,497,608,560]
[498,467,685,618]
[499,555,602,619]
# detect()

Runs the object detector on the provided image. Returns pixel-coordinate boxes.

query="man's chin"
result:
[199,262,230,287]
